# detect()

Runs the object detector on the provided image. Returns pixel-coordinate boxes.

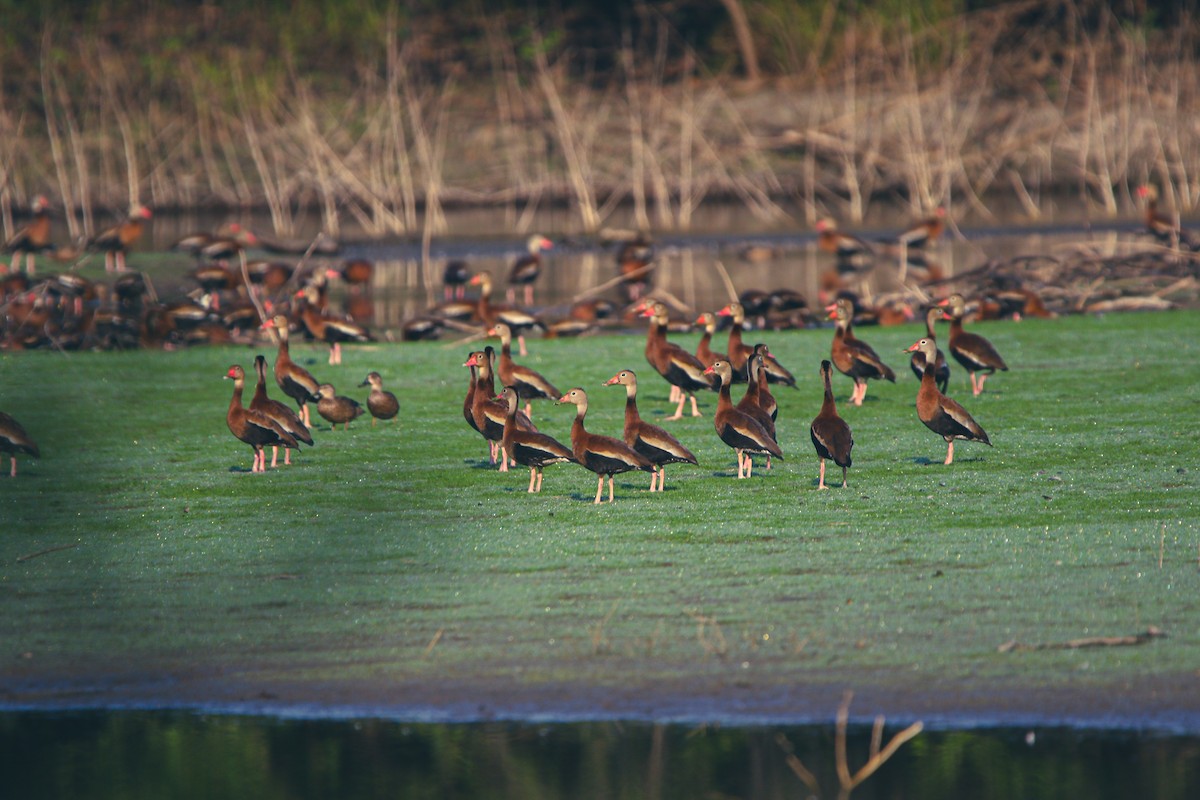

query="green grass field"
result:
[2,310,1198,724]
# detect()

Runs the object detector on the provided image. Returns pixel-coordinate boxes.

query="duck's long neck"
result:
[229,379,245,412]
[716,378,733,411]
[821,372,837,413]
[623,391,640,433]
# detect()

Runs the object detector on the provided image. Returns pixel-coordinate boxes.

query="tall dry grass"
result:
[2,4,1198,238]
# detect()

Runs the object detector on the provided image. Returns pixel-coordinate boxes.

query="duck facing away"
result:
[905,337,991,465]
[603,369,698,492]
[497,386,575,493]
[359,371,400,426]
[557,387,654,504]
[810,360,853,489]
[909,306,951,393]
[0,411,39,477]
[250,354,314,467]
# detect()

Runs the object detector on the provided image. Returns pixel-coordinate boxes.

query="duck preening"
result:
[225,365,298,473]
[603,369,698,492]
[0,411,39,477]
[557,387,654,504]
[939,294,1009,396]
[497,385,575,493]
[359,371,399,426]
[250,354,313,467]
[810,360,853,489]
[905,337,992,465]
[703,359,782,479]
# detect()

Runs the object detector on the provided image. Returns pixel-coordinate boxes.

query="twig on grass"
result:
[423,628,444,657]
[998,626,1166,652]
[16,543,78,563]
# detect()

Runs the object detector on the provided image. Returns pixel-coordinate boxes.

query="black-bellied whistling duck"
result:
[250,354,313,467]
[810,360,853,489]
[90,205,151,272]
[469,270,542,356]
[557,387,653,504]
[694,312,730,369]
[297,284,371,365]
[603,369,697,492]
[897,207,947,249]
[642,301,715,420]
[737,351,778,470]
[507,234,553,305]
[703,360,782,479]
[264,314,321,428]
[463,354,481,435]
[910,306,951,393]
[497,385,575,493]
[244,260,294,292]
[4,195,52,274]
[0,411,39,477]
[905,337,991,464]
[316,383,364,431]
[359,371,399,426]
[828,296,896,406]
[443,259,470,300]
[465,347,536,469]
[616,233,654,301]
[327,258,373,289]
[489,322,560,418]
[816,218,874,267]
[750,344,779,422]
[1136,185,1199,250]
[225,365,298,473]
[188,263,241,310]
[716,301,797,388]
[401,316,444,341]
[569,297,617,324]
[939,293,1008,396]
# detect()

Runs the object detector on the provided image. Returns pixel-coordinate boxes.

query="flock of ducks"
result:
[2,186,1194,485]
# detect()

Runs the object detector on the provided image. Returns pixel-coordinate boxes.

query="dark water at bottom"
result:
[4,711,1198,799]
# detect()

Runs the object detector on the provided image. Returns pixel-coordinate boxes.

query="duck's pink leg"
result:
[594,475,604,504]
[270,446,279,468]
[818,458,828,490]
[689,393,701,417]
[945,440,955,465]
[528,468,537,493]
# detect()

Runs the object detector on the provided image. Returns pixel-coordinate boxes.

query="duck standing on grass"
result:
[316,384,365,431]
[809,360,853,489]
[0,411,39,477]
[359,372,399,426]
[905,337,991,465]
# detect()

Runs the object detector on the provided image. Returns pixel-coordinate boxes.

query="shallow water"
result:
[5,711,1199,799]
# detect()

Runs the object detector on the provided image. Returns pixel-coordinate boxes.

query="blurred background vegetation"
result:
[1,0,1197,235]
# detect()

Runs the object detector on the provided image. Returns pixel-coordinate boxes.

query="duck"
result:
[327,258,373,289]
[641,301,716,420]
[243,260,295,293]
[939,293,1009,396]
[469,270,542,356]
[497,385,575,493]
[557,387,654,504]
[89,205,151,272]
[694,311,731,369]
[748,343,779,423]
[716,301,797,387]
[187,263,241,309]
[1136,185,1199,250]
[507,234,554,305]
[316,383,364,430]
[464,347,536,470]
[489,322,560,418]
[225,365,298,473]
[603,369,698,492]
[0,411,39,477]
[616,233,654,301]
[442,259,470,300]
[297,284,371,365]
[4,195,53,274]
[703,359,783,479]
[828,296,895,406]
[359,371,399,426]
[896,206,947,249]
[250,354,314,467]
[736,350,779,470]
[815,218,875,269]
[809,360,854,489]
[909,306,951,393]
[263,315,322,428]
[905,337,991,464]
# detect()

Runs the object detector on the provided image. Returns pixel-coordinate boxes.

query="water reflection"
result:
[4,712,1198,799]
